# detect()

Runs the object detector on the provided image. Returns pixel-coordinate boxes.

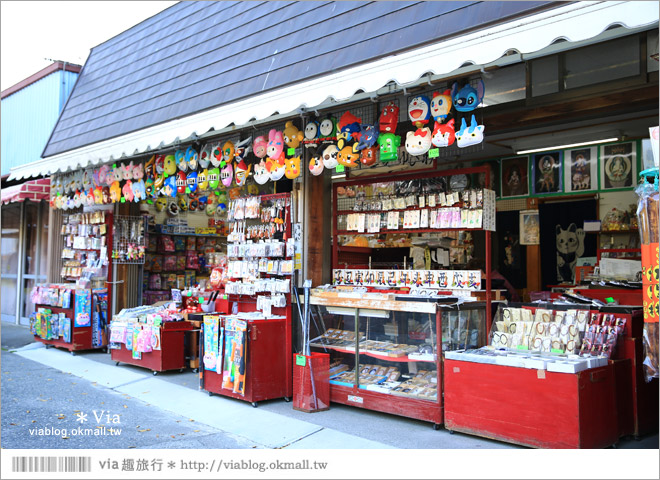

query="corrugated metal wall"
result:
[1,69,78,176]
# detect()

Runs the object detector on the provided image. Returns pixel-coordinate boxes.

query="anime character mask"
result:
[162,176,177,197]
[253,159,270,185]
[267,157,286,182]
[221,162,233,187]
[186,170,198,193]
[253,136,268,158]
[408,95,431,128]
[283,121,303,149]
[321,144,339,169]
[455,115,485,148]
[304,121,319,143]
[337,146,360,167]
[284,156,301,179]
[430,90,452,123]
[211,143,223,167]
[379,102,399,133]
[451,79,485,112]
[235,160,251,186]
[267,129,285,161]
[309,156,324,176]
[164,155,177,176]
[122,180,134,202]
[208,167,220,189]
[132,162,144,180]
[199,144,212,169]
[197,169,209,190]
[175,149,188,172]
[378,133,401,162]
[356,124,378,150]
[319,117,337,140]
[405,127,432,156]
[185,146,198,171]
[155,196,167,212]
[176,171,187,194]
[360,146,378,166]
[432,119,456,147]
[110,181,122,202]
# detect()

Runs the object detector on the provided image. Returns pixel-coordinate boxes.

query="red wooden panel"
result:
[444,360,618,448]
[110,328,188,372]
[611,358,634,438]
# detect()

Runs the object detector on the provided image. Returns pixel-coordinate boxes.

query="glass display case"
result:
[309,292,487,427]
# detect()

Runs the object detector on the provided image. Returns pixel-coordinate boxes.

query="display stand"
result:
[111,321,193,374]
[443,359,619,449]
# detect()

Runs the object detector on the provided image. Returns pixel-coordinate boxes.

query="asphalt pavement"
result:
[2,322,658,450]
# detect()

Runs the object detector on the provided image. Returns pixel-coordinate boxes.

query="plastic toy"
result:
[185,146,198,171]
[378,133,401,162]
[267,129,285,162]
[284,156,301,179]
[253,136,268,158]
[221,162,233,187]
[321,144,339,169]
[81,170,93,190]
[283,121,303,149]
[408,95,431,128]
[360,146,378,166]
[451,79,485,112]
[208,167,220,189]
[432,119,456,147]
[122,180,134,202]
[309,156,324,176]
[168,201,179,217]
[253,159,270,185]
[186,170,198,193]
[122,161,135,180]
[110,164,124,183]
[405,127,432,155]
[211,143,223,167]
[337,145,360,167]
[176,171,187,194]
[455,115,484,148]
[110,181,122,202]
[304,121,320,144]
[175,149,188,172]
[234,159,251,186]
[197,169,209,190]
[206,193,217,216]
[221,140,235,167]
[102,187,110,204]
[199,144,212,169]
[154,154,165,175]
[379,102,399,133]
[164,154,177,176]
[319,117,337,141]
[162,175,177,198]
[356,124,378,150]
[430,90,452,122]
[267,157,286,182]
[86,189,95,206]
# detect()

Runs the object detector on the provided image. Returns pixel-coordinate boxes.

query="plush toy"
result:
[378,133,401,162]
[337,145,360,167]
[405,127,432,156]
[309,156,324,176]
[185,146,198,171]
[176,171,187,194]
[430,90,452,123]
[253,136,268,158]
[267,129,285,162]
[132,162,144,180]
[284,156,301,179]
[132,179,146,202]
[164,154,177,176]
[208,167,220,189]
[379,102,399,133]
[186,170,198,193]
[321,144,339,169]
[221,140,235,167]
[283,121,303,149]
[432,119,456,147]
[408,95,431,128]
[211,143,223,167]
[175,149,188,172]
[234,137,252,163]
[451,79,485,112]
[253,159,270,185]
[110,181,122,202]
[304,121,320,145]
[221,162,233,187]
[199,144,212,169]
[356,124,378,150]
[197,169,209,190]
[234,159,251,186]
[455,115,485,148]
[318,117,337,142]
[360,146,378,166]
[122,180,134,202]
[267,157,286,182]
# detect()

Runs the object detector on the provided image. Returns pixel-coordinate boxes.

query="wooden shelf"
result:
[310,343,434,363]
[337,227,481,235]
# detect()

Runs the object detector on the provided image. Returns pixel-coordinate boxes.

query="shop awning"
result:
[1,178,50,204]
[8,0,658,181]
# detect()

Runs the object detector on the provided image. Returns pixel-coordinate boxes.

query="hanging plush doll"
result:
[221,162,234,187]
[185,146,198,171]
[253,159,270,185]
[234,159,251,186]
[430,90,452,123]
[432,119,456,147]
[455,115,485,148]
[164,154,177,176]
[208,167,220,189]
[321,144,339,169]
[405,127,432,156]
[451,79,485,112]
[318,117,337,143]
[408,95,431,128]
[379,102,399,133]
[176,171,187,194]
[221,140,235,168]
[186,170,198,193]
[360,146,378,167]
[253,136,268,158]
[309,156,324,176]
[199,144,212,169]
[284,156,301,179]
[283,121,303,149]
[378,133,401,162]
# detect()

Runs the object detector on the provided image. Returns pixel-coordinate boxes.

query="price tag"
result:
[120,197,126,203]
[517,345,529,350]
[336,165,345,173]
[295,354,307,367]
[287,148,296,156]
[428,148,439,158]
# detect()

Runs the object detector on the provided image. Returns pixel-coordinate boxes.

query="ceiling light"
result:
[516,137,618,155]
[331,174,346,180]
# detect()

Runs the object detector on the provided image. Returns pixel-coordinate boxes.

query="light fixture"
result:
[331,173,346,180]
[516,137,618,155]
[325,307,390,318]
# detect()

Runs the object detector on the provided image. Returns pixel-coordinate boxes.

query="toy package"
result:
[174,236,186,252]
[186,253,199,270]
[176,274,186,289]
[160,235,175,252]
[163,255,177,272]
[222,318,248,395]
[74,289,92,327]
[185,270,196,287]
[147,235,158,252]
[176,255,187,271]
[186,236,197,251]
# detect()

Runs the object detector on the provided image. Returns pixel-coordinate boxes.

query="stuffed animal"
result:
[253,159,270,185]
[451,79,485,112]
[309,156,324,176]
[321,144,339,169]
[284,156,301,179]
[234,159,251,186]
[379,102,399,133]
[378,133,401,162]
[408,95,431,128]
[253,136,268,158]
[432,119,456,147]
[455,115,484,148]
[360,146,378,166]
[430,90,452,123]
[337,145,360,167]
[221,162,233,187]
[405,128,432,156]
[283,121,303,149]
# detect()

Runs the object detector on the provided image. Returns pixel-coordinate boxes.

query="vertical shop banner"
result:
[203,315,222,373]
[222,318,248,395]
[74,289,92,327]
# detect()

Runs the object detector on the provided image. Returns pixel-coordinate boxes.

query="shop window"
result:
[563,35,640,89]
[482,64,526,105]
[531,56,559,97]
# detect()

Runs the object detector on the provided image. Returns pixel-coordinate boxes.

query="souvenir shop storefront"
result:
[10,0,659,447]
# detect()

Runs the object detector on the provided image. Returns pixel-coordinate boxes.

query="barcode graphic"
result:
[11,456,91,473]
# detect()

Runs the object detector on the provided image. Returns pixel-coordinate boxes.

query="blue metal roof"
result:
[43,0,551,157]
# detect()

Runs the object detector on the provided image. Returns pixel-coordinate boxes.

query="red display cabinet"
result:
[444,359,619,449]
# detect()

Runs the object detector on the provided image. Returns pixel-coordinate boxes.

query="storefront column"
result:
[14,201,25,325]
[303,171,330,286]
